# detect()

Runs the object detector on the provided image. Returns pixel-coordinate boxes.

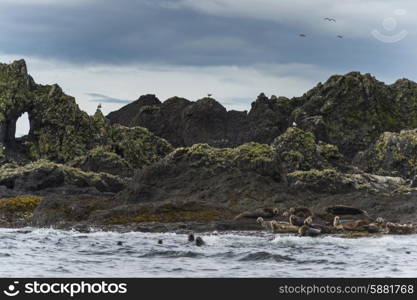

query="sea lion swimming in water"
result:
[195,237,205,246]
[298,225,321,237]
[188,234,195,242]
[234,208,279,221]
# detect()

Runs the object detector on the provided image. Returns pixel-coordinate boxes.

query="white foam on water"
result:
[0,228,416,277]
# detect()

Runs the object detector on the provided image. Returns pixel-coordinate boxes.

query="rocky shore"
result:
[1,60,417,235]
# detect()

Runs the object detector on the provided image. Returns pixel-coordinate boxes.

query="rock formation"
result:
[1,59,417,230]
[0,60,172,168]
[108,72,417,161]
[107,93,294,148]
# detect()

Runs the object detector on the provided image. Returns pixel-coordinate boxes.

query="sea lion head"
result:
[273,208,280,215]
[289,214,298,226]
[256,217,264,224]
[195,237,205,247]
[298,225,308,236]
[188,234,195,242]
[376,217,385,225]
[333,216,340,227]
[304,216,313,226]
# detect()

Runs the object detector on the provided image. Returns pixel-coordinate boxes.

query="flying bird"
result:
[337,35,343,39]
[324,17,336,22]
[299,34,306,37]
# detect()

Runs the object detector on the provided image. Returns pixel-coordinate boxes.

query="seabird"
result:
[324,17,336,22]
[292,121,297,127]
[207,93,212,97]
[337,35,343,39]
[299,34,306,37]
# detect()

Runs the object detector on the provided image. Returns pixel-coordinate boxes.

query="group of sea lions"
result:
[241,205,417,237]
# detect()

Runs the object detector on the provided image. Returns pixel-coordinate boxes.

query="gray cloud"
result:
[0,0,413,77]
[86,92,131,104]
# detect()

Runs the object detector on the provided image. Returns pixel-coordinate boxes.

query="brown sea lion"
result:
[234,208,279,221]
[289,215,305,227]
[304,216,333,233]
[257,217,279,232]
[386,222,415,234]
[333,216,372,231]
[326,205,368,216]
[289,207,312,218]
[298,225,321,237]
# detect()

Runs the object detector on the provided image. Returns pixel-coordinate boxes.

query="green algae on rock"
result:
[0,160,126,193]
[357,129,417,178]
[272,127,346,173]
[0,60,172,171]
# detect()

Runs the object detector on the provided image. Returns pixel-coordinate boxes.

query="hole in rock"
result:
[15,112,30,138]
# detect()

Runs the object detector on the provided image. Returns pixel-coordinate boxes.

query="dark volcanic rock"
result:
[0,160,126,193]
[116,142,406,214]
[0,61,172,169]
[292,72,417,158]
[356,129,417,178]
[107,72,417,161]
[272,127,347,173]
[107,93,293,148]
[69,146,134,178]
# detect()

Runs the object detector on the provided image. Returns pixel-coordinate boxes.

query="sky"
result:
[1,0,416,136]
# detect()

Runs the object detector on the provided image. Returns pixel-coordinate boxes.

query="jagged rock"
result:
[107,72,417,161]
[356,129,417,178]
[271,127,346,173]
[70,146,134,178]
[0,60,172,169]
[116,142,283,207]
[0,160,126,193]
[292,72,417,158]
[107,93,293,147]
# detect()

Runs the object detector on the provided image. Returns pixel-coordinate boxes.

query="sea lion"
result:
[234,208,279,221]
[289,215,305,227]
[304,216,333,233]
[333,216,372,231]
[386,222,415,235]
[188,234,195,242]
[326,205,368,216]
[195,237,205,246]
[158,239,163,245]
[289,207,312,218]
[257,217,279,232]
[298,225,321,237]
[304,216,313,226]
[117,241,123,246]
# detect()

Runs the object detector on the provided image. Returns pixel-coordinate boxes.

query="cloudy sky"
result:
[1,0,415,135]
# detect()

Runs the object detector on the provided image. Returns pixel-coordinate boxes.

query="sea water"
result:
[0,228,416,277]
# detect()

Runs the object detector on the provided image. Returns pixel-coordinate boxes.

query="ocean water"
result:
[0,228,416,277]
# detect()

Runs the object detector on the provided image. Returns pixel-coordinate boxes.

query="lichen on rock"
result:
[271,127,346,173]
[0,60,173,171]
[357,129,417,178]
